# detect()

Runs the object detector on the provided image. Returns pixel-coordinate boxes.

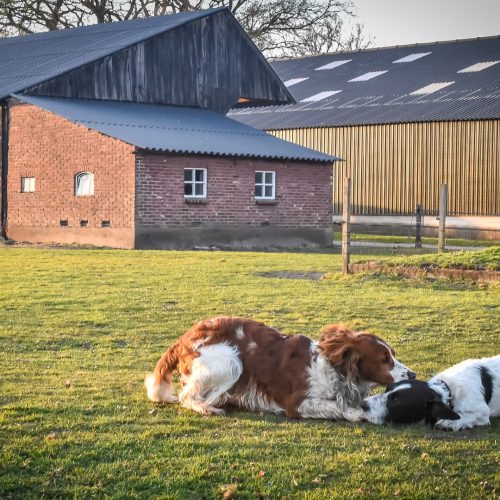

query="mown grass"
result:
[0,248,499,499]
[379,247,500,271]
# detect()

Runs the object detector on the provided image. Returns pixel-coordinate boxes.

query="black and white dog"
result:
[362,356,500,430]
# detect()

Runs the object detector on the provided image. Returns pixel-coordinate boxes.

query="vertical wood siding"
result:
[26,11,292,114]
[271,120,500,216]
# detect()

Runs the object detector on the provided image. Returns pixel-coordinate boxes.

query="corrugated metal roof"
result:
[229,36,500,129]
[15,95,336,163]
[0,8,224,100]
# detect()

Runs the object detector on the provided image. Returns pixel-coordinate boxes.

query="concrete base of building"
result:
[8,226,135,249]
[135,225,333,249]
[332,215,500,241]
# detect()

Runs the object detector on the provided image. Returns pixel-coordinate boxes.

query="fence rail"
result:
[341,182,453,274]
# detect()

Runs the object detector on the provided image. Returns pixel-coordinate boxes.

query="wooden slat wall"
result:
[271,120,500,216]
[25,12,291,115]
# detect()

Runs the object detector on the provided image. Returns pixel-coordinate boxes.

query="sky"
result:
[352,0,500,48]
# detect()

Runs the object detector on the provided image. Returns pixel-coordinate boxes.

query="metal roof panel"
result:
[15,95,336,163]
[230,36,500,129]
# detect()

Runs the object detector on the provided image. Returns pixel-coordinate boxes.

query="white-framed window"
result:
[184,168,207,198]
[75,172,94,196]
[21,177,35,193]
[255,171,276,200]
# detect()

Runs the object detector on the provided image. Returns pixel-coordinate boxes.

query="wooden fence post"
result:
[342,177,351,275]
[438,184,448,253]
[415,204,422,248]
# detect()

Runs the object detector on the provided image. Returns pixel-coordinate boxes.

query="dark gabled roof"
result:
[229,36,500,129]
[0,9,220,100]
[15,95,336,163]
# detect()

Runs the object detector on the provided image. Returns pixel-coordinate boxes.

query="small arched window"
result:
[75,172,94,196]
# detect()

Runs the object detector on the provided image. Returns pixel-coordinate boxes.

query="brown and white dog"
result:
[145,317,415,421]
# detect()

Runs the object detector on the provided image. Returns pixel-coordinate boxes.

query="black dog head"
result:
[362,380,460,425]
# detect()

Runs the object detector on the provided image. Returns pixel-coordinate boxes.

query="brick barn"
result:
[0,8,336,249]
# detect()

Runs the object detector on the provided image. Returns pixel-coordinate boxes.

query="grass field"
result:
[1,248,499,499]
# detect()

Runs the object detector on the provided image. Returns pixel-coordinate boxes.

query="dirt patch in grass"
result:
[256,271,326,280]
[351,262,500,283]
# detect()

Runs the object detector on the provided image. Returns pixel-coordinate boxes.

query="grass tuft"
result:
[380,247,500,271]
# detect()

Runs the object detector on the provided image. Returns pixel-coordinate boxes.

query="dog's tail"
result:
[144,341,181,403]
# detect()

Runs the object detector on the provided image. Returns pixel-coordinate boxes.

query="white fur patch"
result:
[179,343,243,413]
[430,355,500,428]
[144,373,178,403]
[297,344,367,420]
[390,358,413,382]
[393,383,411,391]
[247,341,257,352]
[236,327,245,339]
[231,384,283,414]
[362,391,389,424]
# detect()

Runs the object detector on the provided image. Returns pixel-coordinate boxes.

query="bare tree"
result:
[0,0,371,56]
[294,18,372,57]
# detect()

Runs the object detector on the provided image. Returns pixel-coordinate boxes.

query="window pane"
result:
[184,169,193,182]
[255,185,263,197]
[75,172,94,196]
[184,183,193,196]
[194,183,204,196]
[21,177,35,193]
[265,172,274,184]
[255,172,263,184]
[265,186,273,198]
[195,169,205,182]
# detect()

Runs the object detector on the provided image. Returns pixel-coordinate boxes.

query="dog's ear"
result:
[427,401,460,421]
[319,324,360,381]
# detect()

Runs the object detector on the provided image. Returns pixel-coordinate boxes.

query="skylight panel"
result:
[283,77,309,87]
[300,90,342,102]
[393,52,431,63]
[410,81,455,95]
[315,59,352,71]
[349,71,388,82]
[457,61,500,73]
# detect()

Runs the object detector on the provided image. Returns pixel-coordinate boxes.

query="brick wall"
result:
[136,153,333,229]
[6,101,136,248]
[3,100,333,249]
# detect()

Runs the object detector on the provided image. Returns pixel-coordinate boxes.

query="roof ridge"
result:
[0,7,226,44]
[270,34,500,62]
[76,118,268,137]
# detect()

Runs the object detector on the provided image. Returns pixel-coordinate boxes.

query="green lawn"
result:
[1,248,499,499]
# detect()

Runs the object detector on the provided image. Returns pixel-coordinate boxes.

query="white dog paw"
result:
[344,408,364,423]
[435,419,472,431]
